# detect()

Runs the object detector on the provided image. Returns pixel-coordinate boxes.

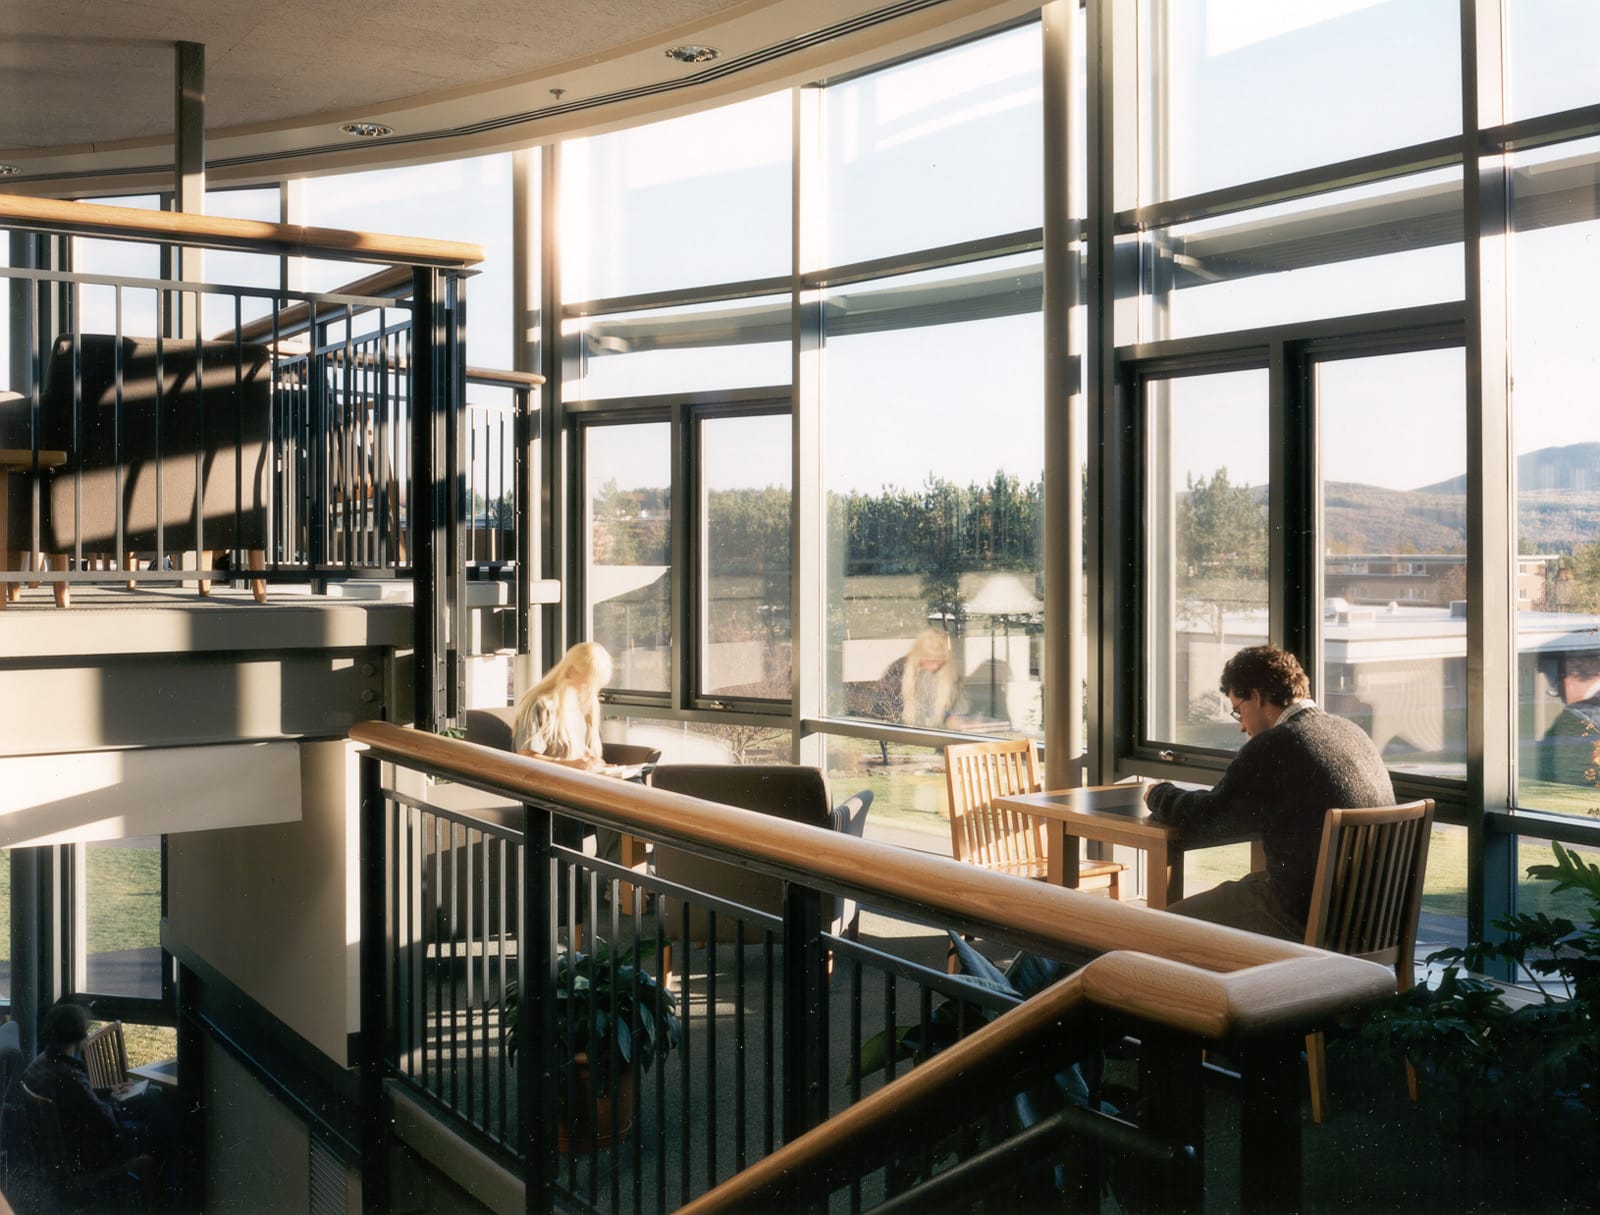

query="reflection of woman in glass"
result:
[513,641,613,771]
[877,628,966,728]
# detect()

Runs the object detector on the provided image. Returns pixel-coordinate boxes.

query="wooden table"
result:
[0,447,67,609]
[995,783,1261,910]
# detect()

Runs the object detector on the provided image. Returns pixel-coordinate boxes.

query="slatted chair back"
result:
[945,738,1048,879]
[1304,800,1435,989]
[1302,798,1435,1123]
[81,1021,129,1090]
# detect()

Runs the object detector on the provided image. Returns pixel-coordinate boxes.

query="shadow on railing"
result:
[351,722,1396,1215]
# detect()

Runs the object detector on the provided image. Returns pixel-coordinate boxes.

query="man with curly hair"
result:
[1143,644,1395,940]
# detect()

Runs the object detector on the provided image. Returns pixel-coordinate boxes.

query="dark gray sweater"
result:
[1145,707,1394,926]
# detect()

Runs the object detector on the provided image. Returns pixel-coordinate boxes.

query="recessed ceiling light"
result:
[339,121,394,138]
[0,164,21,176]
[664,44,720,64]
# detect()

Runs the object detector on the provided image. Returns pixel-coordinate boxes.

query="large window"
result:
[1139,0,1460,203]
[1143,368,1269,751]
[1511,140,1600,815]
[1318,347,1467,777]
[586,422,672,694]
[821,23,1042,267]
[1136,169,1463,343]
[82,837,163,999]
[701,412,791,702]
[823,256,1046,740]
[561,93,791,302]
[300,156,514,367]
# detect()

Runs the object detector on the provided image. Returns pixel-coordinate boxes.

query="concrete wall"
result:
[167,739,359,1064]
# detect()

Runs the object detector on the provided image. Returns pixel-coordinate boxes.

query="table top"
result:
[996,783,1177,846]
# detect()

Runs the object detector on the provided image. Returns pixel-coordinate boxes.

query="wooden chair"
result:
[1303,798,1435,1124]
[944,738,1126,896]
[13,1081,154,1212]
[81,1021,130,1091]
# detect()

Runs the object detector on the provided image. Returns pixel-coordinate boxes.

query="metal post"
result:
[1235,1033,1303,1213]
[780,883,827,1146]
[9,848,41,1055]
[522,802,558,1214]
[170,41,204,339]
[357,752,391,1213]
[1135,1028,1205,1213]
[411,267,451,731]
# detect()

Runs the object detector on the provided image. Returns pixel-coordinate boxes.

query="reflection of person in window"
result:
[513,641,613,772]
[1539,650,1600,788]
[876,628,968,729]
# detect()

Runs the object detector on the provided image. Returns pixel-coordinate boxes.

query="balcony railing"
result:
[0,193,538,725]
[351,722,1396,1215]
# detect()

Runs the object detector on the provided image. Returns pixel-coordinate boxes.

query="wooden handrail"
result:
[355,720,1396,1211]
[0,194,484,269]
[349,721,1394,1015]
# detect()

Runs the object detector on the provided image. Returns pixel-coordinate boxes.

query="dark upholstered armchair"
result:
[650,763,873,987]
[3,334,274,605]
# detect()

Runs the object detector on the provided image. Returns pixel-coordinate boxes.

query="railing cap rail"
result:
[350,721,1395,1039]
[0,193,484,270]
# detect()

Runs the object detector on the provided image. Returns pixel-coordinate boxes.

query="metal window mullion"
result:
[793,82,826,769]
[1463,0,1516,942]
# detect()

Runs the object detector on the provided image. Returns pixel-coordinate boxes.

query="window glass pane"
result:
[823,256,1045,737]
[702,414,791,700]
[1515,837,1600,940]
[200,187,281,335]
[1134,169,1463,343]
[822,735,949,850]
[1140,0,1459,203]
[562,92,790,301]
[1510,139,1600,813]
[1319,349,1467,777]
[74,194,162,338]
[299,155,515,369]
[822,23,1042,268]
[1144,370,1269,750]
[84,837,162,999]
[605,716,792,766]
[564,296,789,403]
[587,423,671,693]
[1504,1,1600,122]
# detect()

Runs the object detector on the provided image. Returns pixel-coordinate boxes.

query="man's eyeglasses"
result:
[1228,706,1241,720]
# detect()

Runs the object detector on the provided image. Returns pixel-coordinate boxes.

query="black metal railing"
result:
[352,723,1398,1215]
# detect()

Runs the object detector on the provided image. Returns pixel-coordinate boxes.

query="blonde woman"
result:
[512,641,613,772]
[876,628,966,729]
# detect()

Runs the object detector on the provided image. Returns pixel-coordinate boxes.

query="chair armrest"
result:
[831,790,873,838]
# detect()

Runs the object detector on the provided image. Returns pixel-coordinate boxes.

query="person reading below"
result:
[513,641,613,772]
[1142,644,1395,941]
[12,1001,177,1198]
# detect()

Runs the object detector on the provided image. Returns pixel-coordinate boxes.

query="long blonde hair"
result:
[513,641,613,758]
[900,628,957,727]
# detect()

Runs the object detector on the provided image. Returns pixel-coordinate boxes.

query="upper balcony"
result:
[0,195,552,759]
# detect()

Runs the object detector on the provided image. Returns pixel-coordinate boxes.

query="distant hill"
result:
[1417,442,1600,495]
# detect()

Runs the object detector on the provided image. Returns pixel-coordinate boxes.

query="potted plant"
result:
[501,939,680,1150]
[1346,841,1598,1144]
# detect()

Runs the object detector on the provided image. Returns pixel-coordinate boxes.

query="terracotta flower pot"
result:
[558,1052,636,1151]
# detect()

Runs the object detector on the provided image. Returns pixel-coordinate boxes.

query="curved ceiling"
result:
[0,0,1031,193]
